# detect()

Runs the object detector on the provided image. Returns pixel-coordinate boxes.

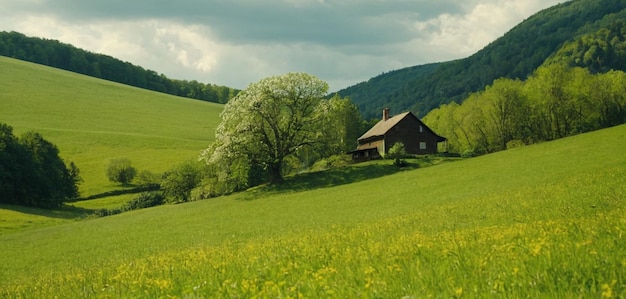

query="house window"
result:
[419,142,427,150]
[419,125,423,132]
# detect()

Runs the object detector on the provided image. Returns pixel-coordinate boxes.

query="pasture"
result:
[1,123,624,297]
[0,56,222,197]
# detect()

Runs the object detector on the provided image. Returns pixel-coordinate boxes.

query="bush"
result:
[135,170,160,186]
[162,161,202,203]
[387,142,407,167]
[106,158,137,185]
[123,191,165,210]
[506,139,526,149]
[461,149,476,158]
[311,154,353,171]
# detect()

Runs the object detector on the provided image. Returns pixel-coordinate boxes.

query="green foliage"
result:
[550,16,626,74]
[124,191,166,210]
[161,162,202,203]
[106,158,137,185]
[387,142,407,167]
[0,123,80,208]
[201,72,338,185]
[1,124,624,297]
[94,192,166,217]
[337,0,626,118]
[134,170,160,186]
[310,154,354,172]
[0,31,239,104]
[423,64,626,155]
[506,140,526,150]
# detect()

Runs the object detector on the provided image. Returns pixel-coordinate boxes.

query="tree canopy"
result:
[201,73,351,185]
[423,64,626,155]
[0,124,81,208]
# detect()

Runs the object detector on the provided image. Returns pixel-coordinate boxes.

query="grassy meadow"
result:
[0,121,624,297]
[0,56,223,197]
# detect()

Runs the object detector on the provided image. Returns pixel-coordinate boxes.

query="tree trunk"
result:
[267,161,284,184]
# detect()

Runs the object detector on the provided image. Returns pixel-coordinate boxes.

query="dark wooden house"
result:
[349,108,446,161]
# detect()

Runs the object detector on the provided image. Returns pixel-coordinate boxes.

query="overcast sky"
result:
[1,0,563,91]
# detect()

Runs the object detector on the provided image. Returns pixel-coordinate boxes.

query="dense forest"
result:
[0,31,239,104]
[337,0,626,119]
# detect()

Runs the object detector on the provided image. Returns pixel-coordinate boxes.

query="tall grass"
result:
[1,124,624,297]
[0,56,222,196]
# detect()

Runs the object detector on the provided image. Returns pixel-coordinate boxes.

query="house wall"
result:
[357,139,384,152]
[384,116,441,155]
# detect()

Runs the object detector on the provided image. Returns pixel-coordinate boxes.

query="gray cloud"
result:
[0,0,563,91]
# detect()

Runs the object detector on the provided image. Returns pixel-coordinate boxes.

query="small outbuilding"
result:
[349,108,446,161]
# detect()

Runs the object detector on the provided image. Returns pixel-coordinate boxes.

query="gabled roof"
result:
[357,111,446,142]
[358,112,412,141]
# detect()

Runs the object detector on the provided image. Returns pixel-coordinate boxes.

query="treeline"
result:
[337,0,626,119]
[0,124,81,208]
[0,31,239,103]
[423,63,626,155]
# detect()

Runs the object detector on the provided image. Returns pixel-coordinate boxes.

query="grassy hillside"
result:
[338,0,626,118]
[0,56,223,196]
[0,31,239,104]
[1,124,624,297]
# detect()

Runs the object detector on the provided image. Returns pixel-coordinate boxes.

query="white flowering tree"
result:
[201,72,332,185]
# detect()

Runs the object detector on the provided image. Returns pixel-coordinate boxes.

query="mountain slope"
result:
[337,0,626,118]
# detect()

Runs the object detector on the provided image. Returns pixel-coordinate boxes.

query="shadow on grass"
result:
[78,184,160,201]
[0,203,95,219]
[239,160,420,200]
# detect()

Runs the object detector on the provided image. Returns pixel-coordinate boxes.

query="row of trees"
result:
[0,31,238,104]
[423,63,626,155]
[0,124,81,208]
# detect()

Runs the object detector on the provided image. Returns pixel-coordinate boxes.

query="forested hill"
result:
[0,31,239,104]
[336,0,626,119]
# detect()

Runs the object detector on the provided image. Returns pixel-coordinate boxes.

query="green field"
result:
[1,122,624,297]
[1,56,625,297]
[0,56,223,197]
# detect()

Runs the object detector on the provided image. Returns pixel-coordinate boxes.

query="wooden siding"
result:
[383,115,442,155]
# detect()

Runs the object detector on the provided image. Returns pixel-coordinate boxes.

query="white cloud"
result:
[0,0,564,91]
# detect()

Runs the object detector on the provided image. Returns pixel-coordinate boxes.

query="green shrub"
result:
[388,142,407,167]
[106,158,137,185]
[311,154,353,171]
[506,139,526,149]
[123,191,165,210]
[461,149,476,158]
[162,162,202,203]
[135,170,160,186]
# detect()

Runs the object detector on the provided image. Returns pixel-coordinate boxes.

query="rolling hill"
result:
[337,0,626,118]
[0,56,223,196]
[0,123,624,297]
[0,31,239,104]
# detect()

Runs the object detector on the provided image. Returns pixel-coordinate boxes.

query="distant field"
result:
[0,56,223,196]
[1,124,624,297]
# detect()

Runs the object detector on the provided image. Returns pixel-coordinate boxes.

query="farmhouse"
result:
[349,108,446,161]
